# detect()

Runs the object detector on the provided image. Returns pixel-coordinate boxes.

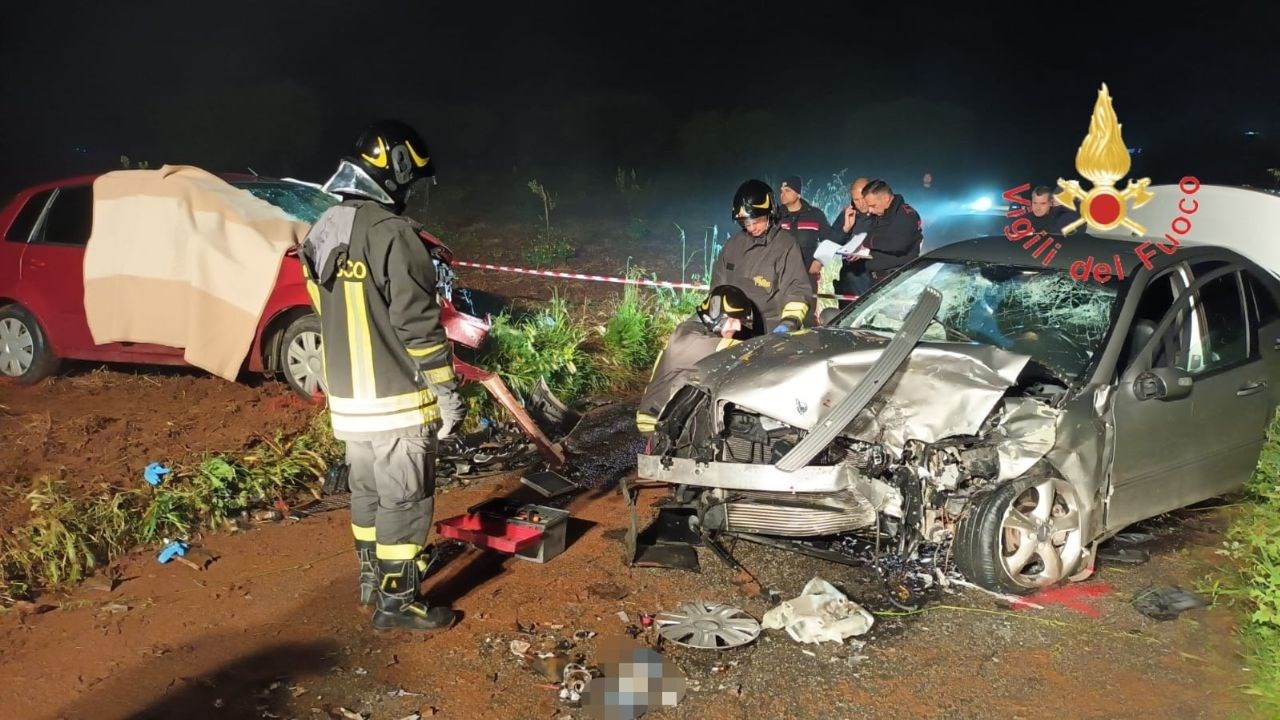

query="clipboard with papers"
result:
[813,232,870,264]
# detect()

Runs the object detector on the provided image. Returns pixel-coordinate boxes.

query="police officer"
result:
[856,179,923,284]
[834,176,874,299]
[1028,185,1080,234]
[301,120,464,632]
[635,285,760,433]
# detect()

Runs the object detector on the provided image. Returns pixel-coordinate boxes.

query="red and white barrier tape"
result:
[452,260,858,301]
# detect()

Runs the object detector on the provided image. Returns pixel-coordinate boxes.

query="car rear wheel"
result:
[955,477,1084,595]
[0,304,59,384]
[280,314,325,401]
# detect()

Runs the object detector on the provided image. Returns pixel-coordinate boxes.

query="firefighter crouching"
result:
[636,179,814,433]
[301,120,466,632]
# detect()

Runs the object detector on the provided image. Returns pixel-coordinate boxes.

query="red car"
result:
[0,173,490,399]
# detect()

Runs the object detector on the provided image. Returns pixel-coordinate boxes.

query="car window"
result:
[1245,272,1280,351]
[1187,270,1248,375]
[235,182,337,224]
[1123,270,1184,372]
[837,259,1121,379]
[34,186,94,246]
[5,189,54,243]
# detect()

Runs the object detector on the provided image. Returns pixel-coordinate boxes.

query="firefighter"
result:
[635,180,812,433]
[635,284,760,432]
[301,120,464,632]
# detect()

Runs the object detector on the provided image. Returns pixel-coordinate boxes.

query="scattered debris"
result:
[615,611,631,624]
[587,582,629,601]
[98,602,131,615]
[352,667,368,677]
[1132,585,1209,621]
[573,630,597,641]
[654,602,761,649]
[251,508,284,523]
[762,577,874,644]
[290,685,308,698]
[387,688,422,698]
[509,640,532,658]
[333,708,366,720]
[1097,545,1151,564]
[143,462,171,486]
[1114,531,1156,545]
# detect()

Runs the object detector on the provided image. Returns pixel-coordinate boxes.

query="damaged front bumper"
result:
[636,454,903,537]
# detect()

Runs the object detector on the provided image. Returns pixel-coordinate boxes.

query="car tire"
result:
[954,476,1085,595]
[279,313,326,401]
[0,304,60,384]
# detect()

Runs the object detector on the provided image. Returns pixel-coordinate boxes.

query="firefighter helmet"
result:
[322,120,435,206]
[698,284,758,337]
[731,179,777,222]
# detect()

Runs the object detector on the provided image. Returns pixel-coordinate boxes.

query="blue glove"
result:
[772,320,798,334]
[143,462,171,486]
[157,540,189,564]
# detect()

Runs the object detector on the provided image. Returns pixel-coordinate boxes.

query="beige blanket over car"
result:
[83,165,310,381]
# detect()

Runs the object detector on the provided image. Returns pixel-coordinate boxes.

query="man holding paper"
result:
[856,179,923,284]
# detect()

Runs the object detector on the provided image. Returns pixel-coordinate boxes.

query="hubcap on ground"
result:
[999,478,1083,589]
[286,330,325,395]
[0,318,34,377]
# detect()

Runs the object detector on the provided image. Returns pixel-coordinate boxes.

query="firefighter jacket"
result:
[712,224,813,329]
[778,198,838,280]
[865,194,923,273]
[300,200,454,441]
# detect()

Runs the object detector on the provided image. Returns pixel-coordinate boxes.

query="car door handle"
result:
[1238,380,1268,396]
[26,259,47,268]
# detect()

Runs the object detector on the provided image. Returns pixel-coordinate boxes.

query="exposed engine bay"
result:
[633,323,1074,605]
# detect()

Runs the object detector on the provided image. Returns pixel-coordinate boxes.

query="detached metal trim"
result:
[637,453,849,492]
[776,286,942,472]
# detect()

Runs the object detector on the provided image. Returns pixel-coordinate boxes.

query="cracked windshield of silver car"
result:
[837,260,1120,379]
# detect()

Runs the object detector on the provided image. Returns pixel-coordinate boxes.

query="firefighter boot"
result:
[356,540,378,608]
[372,559,457,631]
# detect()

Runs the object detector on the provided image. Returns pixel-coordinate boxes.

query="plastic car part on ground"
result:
[761,577,875,644]
[1131,585,1208,621]
[653,602,762,649]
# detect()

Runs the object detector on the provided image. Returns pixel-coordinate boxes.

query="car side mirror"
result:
[819,307,841,325]
[1133,367,1193,401]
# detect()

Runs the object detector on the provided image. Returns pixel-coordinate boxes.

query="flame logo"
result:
[1054,84,1153,235]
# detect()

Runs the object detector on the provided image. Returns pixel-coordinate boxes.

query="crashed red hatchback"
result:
[0,173,490,398]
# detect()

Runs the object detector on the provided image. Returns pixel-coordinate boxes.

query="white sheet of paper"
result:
[837,233,870,259]
[813,239,844,265]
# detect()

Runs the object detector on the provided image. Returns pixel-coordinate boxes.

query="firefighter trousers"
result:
[347,428,439,562]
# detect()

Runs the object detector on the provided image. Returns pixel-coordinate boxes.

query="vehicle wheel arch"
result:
[261,305,315,373]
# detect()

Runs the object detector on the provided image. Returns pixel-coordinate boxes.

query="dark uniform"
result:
[865,194,923,283]
[711,225,813,330]
[834,206,875,298]
[778,198,837,290]
[1029,205,1080,234]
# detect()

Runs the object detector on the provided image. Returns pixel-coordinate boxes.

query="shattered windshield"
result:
[236,182,337,224]
[837,260,1120,379]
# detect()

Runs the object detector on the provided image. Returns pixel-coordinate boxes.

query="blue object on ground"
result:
[144,462,171,486]
[157,540,188,564]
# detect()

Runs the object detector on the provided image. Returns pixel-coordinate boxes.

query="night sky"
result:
[4,1,1279,206]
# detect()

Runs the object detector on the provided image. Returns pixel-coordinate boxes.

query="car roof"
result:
[18,170,270,195]
[926,185,1280,280]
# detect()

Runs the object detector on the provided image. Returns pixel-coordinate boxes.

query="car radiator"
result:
[717,489,877,537]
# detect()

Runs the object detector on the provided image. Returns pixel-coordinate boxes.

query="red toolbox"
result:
[435,499,569,563]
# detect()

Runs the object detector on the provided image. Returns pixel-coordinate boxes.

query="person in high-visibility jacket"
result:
[301,120,464,632]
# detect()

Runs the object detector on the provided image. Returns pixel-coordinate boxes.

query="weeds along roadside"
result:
[0,282,700,605]
[0,413,341,605]
[1205,409,1280,715]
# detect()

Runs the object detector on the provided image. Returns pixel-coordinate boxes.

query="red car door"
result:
[18,184,182,362]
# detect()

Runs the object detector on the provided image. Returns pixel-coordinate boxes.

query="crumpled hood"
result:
[694,327,1032,452]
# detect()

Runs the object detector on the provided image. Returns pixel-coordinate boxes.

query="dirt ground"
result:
[0,367,317,529]
[0,454,1257,720]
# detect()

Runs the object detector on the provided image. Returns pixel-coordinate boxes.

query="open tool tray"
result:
[435,499,569,562]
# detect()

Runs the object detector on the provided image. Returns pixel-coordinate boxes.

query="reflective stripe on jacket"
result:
[300,200,453,440]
